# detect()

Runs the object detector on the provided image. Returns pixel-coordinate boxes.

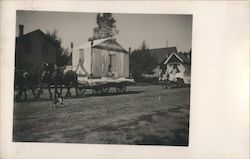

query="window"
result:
[42,42,48,56]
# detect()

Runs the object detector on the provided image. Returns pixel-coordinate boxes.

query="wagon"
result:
[159,78,185,89]
[159,74,186,89]
[71,38,135,95]
[77,76,135,95]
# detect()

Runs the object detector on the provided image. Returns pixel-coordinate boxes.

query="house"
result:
[15,25,58,71]
[72,38,129,78]
[146,47,177,77]
[161,52,191,84]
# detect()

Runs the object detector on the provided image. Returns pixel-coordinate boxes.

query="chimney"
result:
[70,42,74,54]
[18,25,24,37]
[128,47,131,53]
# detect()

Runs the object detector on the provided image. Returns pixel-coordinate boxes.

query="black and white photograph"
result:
[13,10,192,146]
[1,1,250,159]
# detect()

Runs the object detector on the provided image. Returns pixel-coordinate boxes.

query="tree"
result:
[90,13,119,40]
[129,41,158,81]
[46,29,70,67]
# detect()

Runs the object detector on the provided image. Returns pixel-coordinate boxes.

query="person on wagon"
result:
[106,64,115,78]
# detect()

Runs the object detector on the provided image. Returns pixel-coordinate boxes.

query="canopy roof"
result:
[75,38,128,53]
[148,47,177,64]
[164,52,191,64]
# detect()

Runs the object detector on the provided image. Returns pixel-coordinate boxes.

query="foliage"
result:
[46,29,70,66]
[129,41,158,81]
[90,13,119,40]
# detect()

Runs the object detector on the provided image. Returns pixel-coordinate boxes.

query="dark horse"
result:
[14,67,39,102]
[37,62,79,100]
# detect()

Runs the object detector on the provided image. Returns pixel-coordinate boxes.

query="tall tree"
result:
[46,29,70,66]
[129,41,158,81]
[90,13,119,40]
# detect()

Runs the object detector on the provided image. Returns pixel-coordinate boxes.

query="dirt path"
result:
[13,85,190,146]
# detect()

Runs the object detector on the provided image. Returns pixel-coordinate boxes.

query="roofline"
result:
[108,39,129,53]
[148,46,177,51]
[164,52,184,64]
[76,38,129,53]
[92,45,129,53]
[16,29,58,46]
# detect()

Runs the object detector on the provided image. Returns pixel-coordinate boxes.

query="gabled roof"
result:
[75,38,109,49]
[164,52,191,64]
[75,38,128,53]
[148,47,177,64]
[16,29,58,46]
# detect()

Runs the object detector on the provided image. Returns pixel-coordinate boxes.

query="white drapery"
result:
[169,73,177,81]
[76,49,89,76]
[177,64,185,73]
[120,53,124,76]
[167,64,174,73]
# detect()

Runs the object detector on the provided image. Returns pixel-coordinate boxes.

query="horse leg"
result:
[55,84,61,99]
[32,89,36,101]
[24,88,28,100]
[48,84,52,100]
[15,88,23,102]
[37,85,43,99]
[65,84,70,97]
[69,87,72,97]
[53,84,58,105]
[57,84,62,97]
[68,83,72,97]
[59,84,63,97]
[75,82,79,96]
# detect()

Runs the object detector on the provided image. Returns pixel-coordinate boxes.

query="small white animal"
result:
[50,96,63,110]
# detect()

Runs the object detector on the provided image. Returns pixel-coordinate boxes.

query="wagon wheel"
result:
[161,81,166,89]
[180,79,185,87]
[102,86,110,94]
[167,81,172,89]
[78,87,86,95]
[116,85,126,94]
[92,87,102,95]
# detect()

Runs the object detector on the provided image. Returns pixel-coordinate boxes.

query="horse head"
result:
[41,62,55,83]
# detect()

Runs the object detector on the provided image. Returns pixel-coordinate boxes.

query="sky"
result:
[16,10,192,52]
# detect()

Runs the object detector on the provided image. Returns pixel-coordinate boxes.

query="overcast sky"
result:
[16,10,192,52]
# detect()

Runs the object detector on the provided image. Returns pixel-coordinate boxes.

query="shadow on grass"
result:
[14,90,144,103]
[89,90,144,97]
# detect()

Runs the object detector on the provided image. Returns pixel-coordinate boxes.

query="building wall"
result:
[92,48,129,78]
[15,33,57,71]
[73,46,129,78]
[123,53,129,78]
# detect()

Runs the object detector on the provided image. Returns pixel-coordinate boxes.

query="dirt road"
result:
[13,85,190,146]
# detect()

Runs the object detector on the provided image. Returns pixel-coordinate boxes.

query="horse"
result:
[14,67,39,102]
[63,69,79,97]
[37,62,79,101]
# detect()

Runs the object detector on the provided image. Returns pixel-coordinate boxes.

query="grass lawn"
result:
[13,85,190,146]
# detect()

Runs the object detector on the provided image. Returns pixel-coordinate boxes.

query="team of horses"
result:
[14,62,79,102]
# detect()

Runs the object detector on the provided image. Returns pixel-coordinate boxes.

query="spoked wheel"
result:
[92,87,102,95]
[161,81,166,89]
[78,87,86,95]
[102,86,110,94]
[116,85,126,94]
